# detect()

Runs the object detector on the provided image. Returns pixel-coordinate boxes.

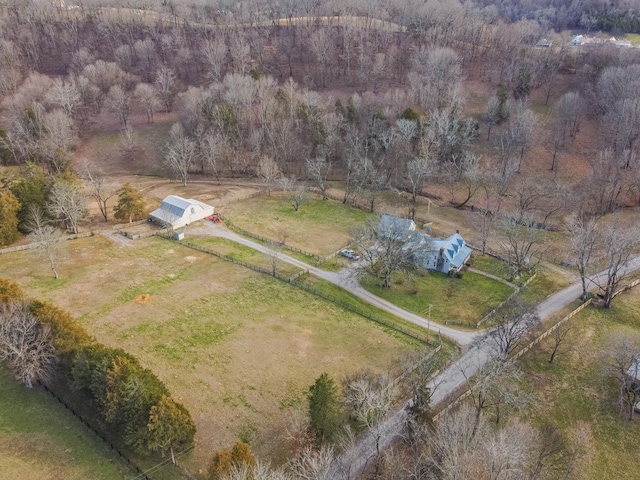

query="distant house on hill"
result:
[149,195,214,229]
[378,214,471,274]
[571,35,584,46]
[536,38,553,48]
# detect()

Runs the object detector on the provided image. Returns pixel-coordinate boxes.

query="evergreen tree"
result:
[308,373,341,444]
[0,189,21,246]
[10,163,49,232]
[113,183,146,223]
[208,442,255,480]
[146,395,196,457]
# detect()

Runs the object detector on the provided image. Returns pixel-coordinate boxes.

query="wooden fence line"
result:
[216,189,264,206]
[612,278,640,299]
[433,297,595,422]
[0,231,94,255]
[474,272,538,329]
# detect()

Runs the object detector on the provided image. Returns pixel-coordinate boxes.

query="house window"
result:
[191,207,195,214]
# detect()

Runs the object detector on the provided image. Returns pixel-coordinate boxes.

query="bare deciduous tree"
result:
[199,132,225,181]
[45,78,81,119]
[405,155,432,218]
[596,223,640,308]
[155,67,177,113]
[584,149,629,217]
[27,206,64,280]
[498,213,544,278]
[601,332,640,420]
[80,160,114,222]
[567,216,599,302]
[305,156,331,200]
[462,354,533,427]
[342,368,397,470]
[258,156,281,196]
[105,85,130,130]
[288,445,334,480]
[351,216,421,289]
[482,296,540,360]
[548,319,574,365]
[134,83,161,123]
[164,124,196,187]
[0,301,55,388]
[201,38,227,82]
[47,177,87,235]
[408,47,463,112]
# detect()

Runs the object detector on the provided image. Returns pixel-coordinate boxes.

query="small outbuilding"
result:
[149,195,214,229]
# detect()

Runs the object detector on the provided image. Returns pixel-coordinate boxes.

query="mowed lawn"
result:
[217,193,372,256]
[362,270,514,326]
[1,235,420,473]
[0,367,131,480]
[514,288,640,480]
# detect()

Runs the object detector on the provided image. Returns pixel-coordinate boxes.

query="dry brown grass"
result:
[2,235,420,472]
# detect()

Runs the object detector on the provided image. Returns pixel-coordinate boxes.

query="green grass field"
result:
[510,287,640,479]
[217,193,372,256]
[1,235,421,473]
[623,33,640,45]
[0,367,132,480]
[186,236,304,277]
[361,269,514,326]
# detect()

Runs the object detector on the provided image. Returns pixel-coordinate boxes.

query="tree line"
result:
[0,278,195,458]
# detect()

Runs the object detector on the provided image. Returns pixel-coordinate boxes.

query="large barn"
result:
[149,195,214,229]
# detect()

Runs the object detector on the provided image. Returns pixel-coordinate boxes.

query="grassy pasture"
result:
[362,270,514,326]
[623,33,640,45]
[1,235,420,473]
[0,367,131,480]
[186,236,304,278]
[217,193,372,257]
[470,255,570,303]
[511,287,640,480]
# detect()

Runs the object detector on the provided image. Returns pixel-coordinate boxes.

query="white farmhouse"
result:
[378,214,472,274]
[149,195,214,229]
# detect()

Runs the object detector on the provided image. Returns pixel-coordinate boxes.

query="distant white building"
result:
[571,35,584,46]
[149,195,214,229]
[571,34,634,49]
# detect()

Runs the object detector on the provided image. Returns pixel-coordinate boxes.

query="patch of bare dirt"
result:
[134,294,150,304]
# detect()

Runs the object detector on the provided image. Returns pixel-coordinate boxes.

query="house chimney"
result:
[456,229,459,234]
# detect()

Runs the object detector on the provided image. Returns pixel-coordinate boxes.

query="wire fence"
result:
[157,233,436,346]
[37,382,151,480]
[216,213,323,264]
[0,231,94,255]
